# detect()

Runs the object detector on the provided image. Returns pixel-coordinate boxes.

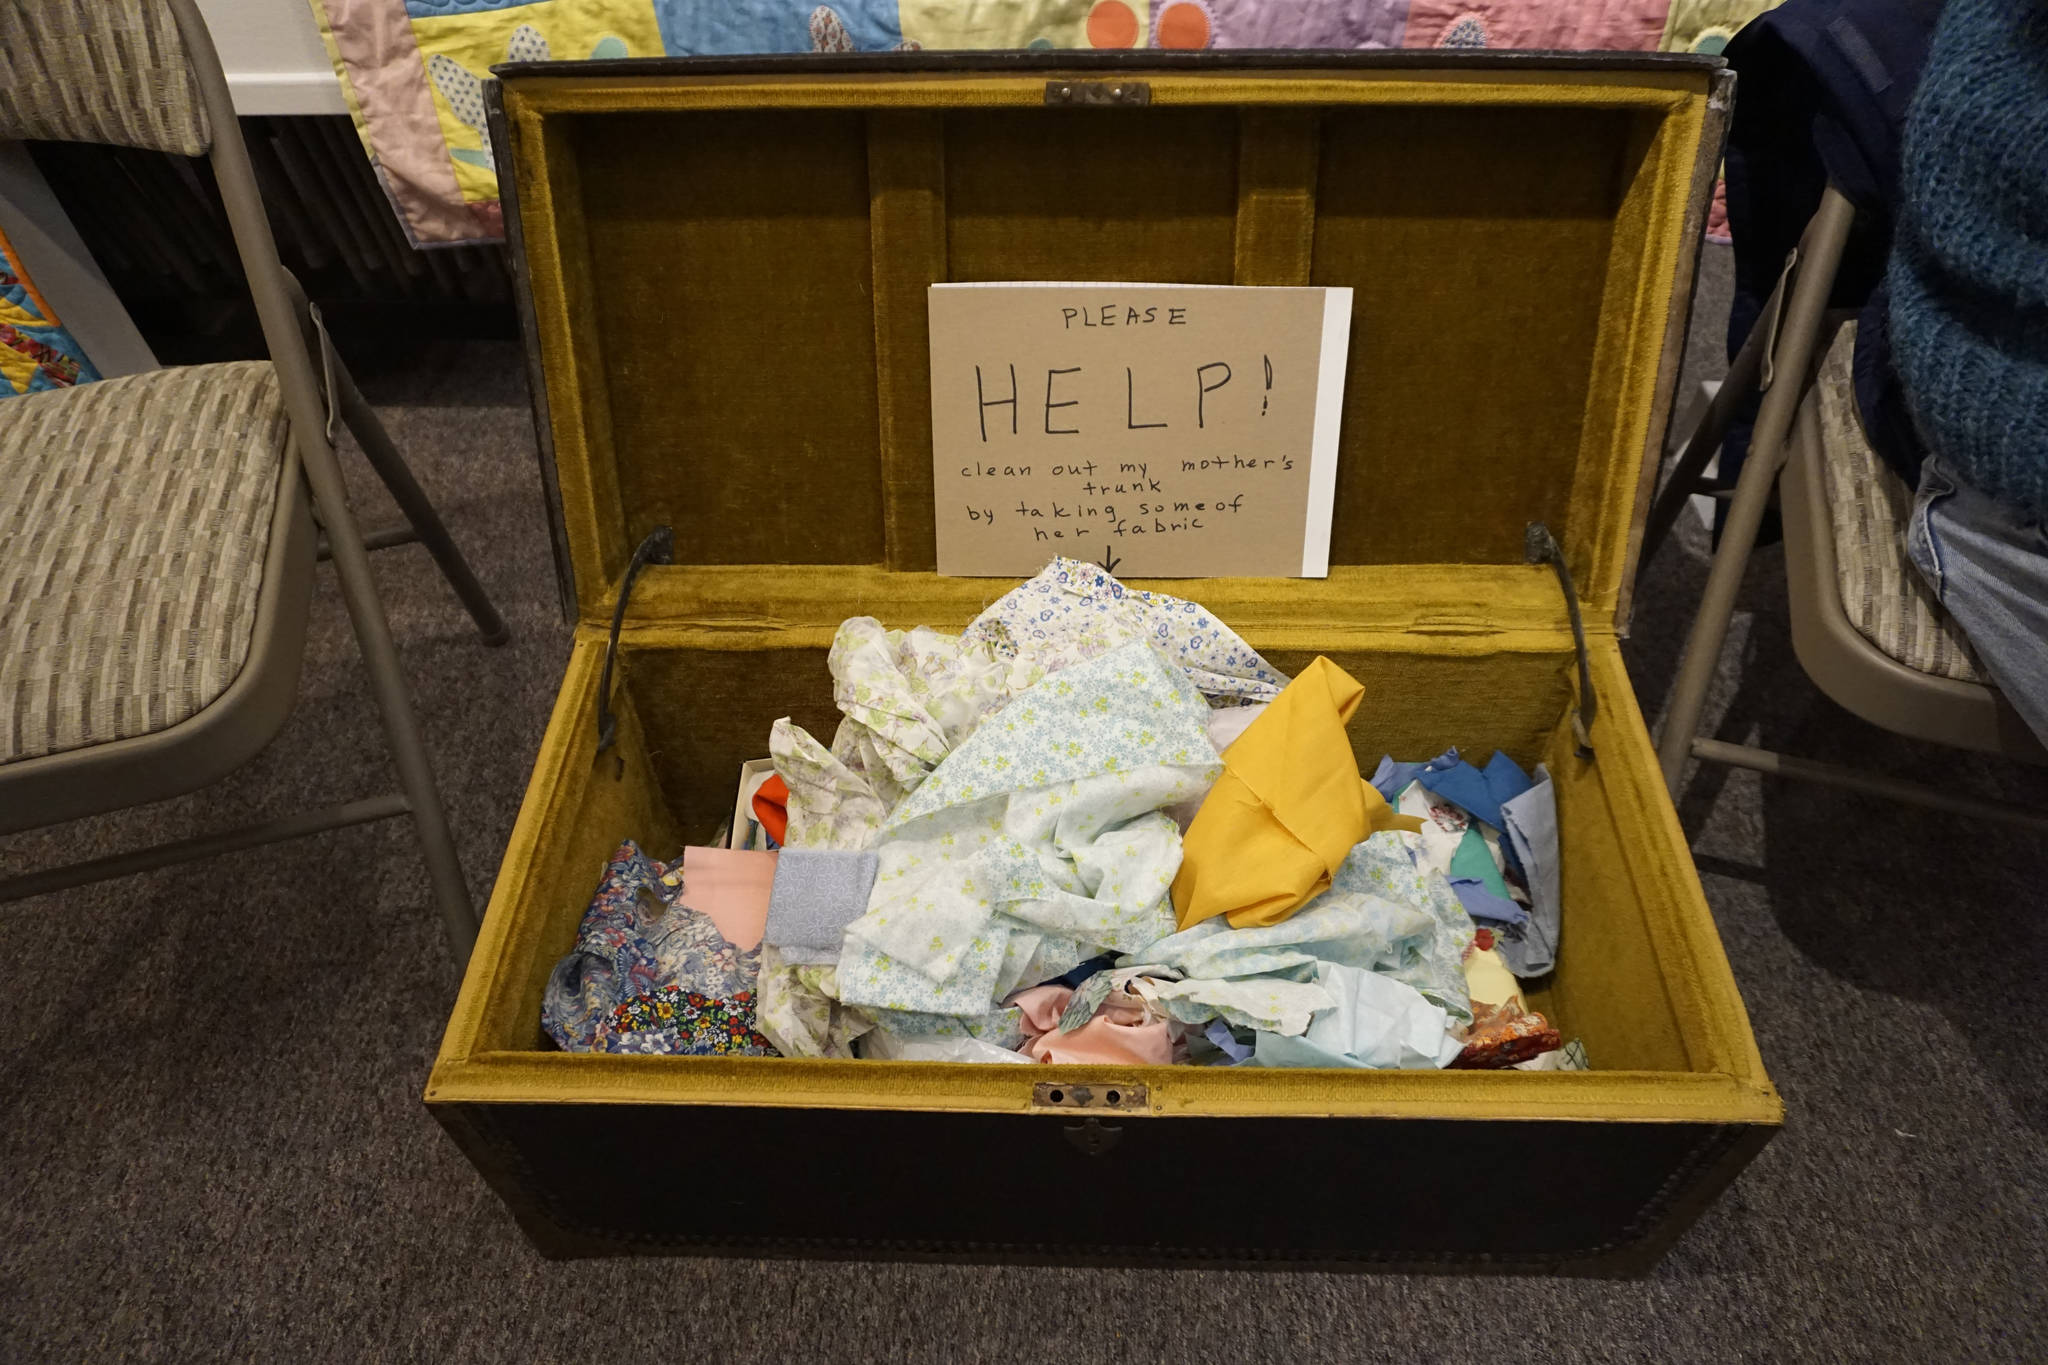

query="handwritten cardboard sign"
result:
[929,283,1351,578]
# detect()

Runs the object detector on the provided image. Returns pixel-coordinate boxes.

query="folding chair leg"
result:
[1656,186,1860,797]
[274,266,507,647]
[170,0,478,970]
[1636,271,1778,577]
[298,427,479,968]
[326,350,511,647]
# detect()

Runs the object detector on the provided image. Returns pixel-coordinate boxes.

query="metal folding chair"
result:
[1640,185,2048,830]
[0,0,509,964]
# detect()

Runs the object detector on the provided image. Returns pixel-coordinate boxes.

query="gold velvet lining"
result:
[507,67,1703,619]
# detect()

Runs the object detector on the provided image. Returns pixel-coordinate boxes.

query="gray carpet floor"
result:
[5,246,2046,1362]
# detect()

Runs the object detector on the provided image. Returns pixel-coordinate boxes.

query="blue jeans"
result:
[1905,454,2048,747]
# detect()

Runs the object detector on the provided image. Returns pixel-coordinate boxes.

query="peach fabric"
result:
[317,0,479,244]
[679,846,777,950]
[1009,985,1173,1066]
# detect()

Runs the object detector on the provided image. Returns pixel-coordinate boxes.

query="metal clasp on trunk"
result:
[1033,1081,1148,1111]
[595,525,674,762]
[1045,80,1152,107]
[1525,521,1597,758]
[1063,1118,1123,1157]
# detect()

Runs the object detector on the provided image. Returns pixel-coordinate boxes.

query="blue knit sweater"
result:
[1887,0,2048,516]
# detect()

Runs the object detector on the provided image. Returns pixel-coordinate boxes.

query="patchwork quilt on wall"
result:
[0,222,99,398]
[306,0,1778,248]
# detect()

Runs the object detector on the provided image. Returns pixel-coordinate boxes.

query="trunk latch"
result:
[1045,80,1152,107]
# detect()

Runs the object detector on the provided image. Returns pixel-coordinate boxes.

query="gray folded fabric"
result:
[764,849,879,964]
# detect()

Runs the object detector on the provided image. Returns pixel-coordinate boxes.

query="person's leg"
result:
[1906,454,2048,745]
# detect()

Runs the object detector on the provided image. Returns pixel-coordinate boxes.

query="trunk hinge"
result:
[1526,522,1597,758]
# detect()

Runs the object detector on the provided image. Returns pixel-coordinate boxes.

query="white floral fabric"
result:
[963,557,1289,706]
[771,559,1285,858]
[827,618,1045,810]
[769,717,890,852]
[1131,973,1334,1036]
[752,945,873,1059]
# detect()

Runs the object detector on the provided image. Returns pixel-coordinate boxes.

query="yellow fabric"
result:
[413,3,665,202]
[1171,656,1422,931]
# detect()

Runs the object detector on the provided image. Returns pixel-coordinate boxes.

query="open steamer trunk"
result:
[431,52,1779,1272]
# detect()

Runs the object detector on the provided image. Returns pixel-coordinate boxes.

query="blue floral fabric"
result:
[542,841,777,1056]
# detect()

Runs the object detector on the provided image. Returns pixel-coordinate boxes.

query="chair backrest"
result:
[0,0,212,156]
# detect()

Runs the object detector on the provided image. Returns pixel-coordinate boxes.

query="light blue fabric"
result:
[1204,1017,1254,1062]
[1331,834,1475,1017]
[763,848,878,967]
[1495,767,1561,977]
[1131,973,1333,1035]
[1369,748,1463,804]
[1249,962,1463,1071]
[835,640,1220,1020]
[1121,831,1473,1023]
[1450,880,1528,926]
[1907,453,2048,748]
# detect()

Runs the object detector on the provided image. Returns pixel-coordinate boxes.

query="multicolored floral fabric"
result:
[607,985,775,1054]
[307,0,1778,249]
[542,841,779,1056]
[836,639,1221,1025]
[963,556,1289,706]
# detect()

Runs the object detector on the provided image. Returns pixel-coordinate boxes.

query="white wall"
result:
[195,0,349,115]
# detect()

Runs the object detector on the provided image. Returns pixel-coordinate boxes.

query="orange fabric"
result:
[1170,656,1422,931]
[752,773,789,846]
[1155,2,1211,50]
[1086,1,1140,48]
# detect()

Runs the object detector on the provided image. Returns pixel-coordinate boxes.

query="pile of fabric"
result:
[544,557,1573,1072]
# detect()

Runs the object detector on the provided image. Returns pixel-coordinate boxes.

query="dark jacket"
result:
[1720,0,1944,503]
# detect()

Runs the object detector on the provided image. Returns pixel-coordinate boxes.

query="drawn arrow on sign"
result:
[1089,544,1123,575]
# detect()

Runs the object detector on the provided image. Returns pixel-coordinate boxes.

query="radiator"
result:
[31,116,514,344]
